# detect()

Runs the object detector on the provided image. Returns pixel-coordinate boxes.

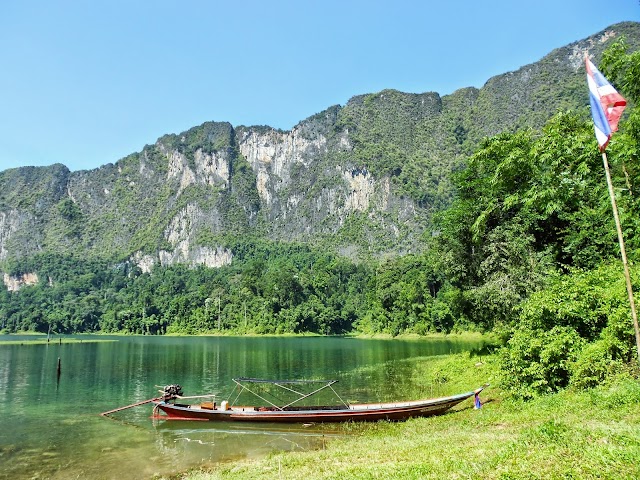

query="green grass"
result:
[165,353,640,480]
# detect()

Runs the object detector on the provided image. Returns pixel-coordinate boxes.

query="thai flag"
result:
[586,57,627,152]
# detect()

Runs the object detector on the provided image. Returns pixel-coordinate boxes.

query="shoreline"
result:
[0,330,491,341]
[162,353,640,480]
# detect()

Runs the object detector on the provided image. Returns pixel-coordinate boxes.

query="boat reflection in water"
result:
[151,418,344,465]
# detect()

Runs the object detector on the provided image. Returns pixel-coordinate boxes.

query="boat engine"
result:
[162,384,183,400]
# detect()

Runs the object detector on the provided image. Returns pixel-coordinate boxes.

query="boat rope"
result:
[280,381,340,409]
[228,382,242,406]
[329,384,350,408]
[235,382,283,410]
[228,378,348,411]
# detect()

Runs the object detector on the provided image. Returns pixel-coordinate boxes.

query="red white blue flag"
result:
[586,57,627,152]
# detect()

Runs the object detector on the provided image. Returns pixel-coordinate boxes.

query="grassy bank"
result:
[168,353,640,480]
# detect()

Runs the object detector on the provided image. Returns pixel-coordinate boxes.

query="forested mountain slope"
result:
[1,22,637,275]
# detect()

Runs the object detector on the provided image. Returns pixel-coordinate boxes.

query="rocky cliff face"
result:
[0,22,637,283]
[3,272,39,291]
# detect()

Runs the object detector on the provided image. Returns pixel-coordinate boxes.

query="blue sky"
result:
[1,1,638,172]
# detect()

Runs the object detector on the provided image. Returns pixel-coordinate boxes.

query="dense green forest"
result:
[2,40,640,398]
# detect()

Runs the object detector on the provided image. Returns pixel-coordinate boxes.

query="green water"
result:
[0,335,484,479]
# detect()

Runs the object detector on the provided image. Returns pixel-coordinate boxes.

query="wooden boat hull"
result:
[153,391,477,423]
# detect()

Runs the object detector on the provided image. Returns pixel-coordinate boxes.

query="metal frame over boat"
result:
[152,378,485,423]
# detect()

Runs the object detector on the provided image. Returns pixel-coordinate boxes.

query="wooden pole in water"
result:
[602,151,640,364]
[57,357,61,380]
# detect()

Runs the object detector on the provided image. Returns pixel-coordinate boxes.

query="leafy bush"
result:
[570,338,625,390]
[570,309,638,390]
[499,326,584,399]
[519,263,631,341]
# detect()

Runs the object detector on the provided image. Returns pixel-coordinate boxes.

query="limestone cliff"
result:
[0,22,637,282]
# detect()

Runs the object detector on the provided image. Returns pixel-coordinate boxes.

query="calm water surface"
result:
[0,335,484,479]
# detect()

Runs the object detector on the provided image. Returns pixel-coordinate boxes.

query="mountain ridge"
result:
[1,21,639,284]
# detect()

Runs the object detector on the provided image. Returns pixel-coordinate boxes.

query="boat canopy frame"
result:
[229,377,349,411]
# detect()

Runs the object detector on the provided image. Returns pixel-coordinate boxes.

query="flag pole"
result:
[601,151,640,363]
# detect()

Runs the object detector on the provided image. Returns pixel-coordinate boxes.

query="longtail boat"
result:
[150,378,486,423]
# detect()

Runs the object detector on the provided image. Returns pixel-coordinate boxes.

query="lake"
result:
[0,335,485,479]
